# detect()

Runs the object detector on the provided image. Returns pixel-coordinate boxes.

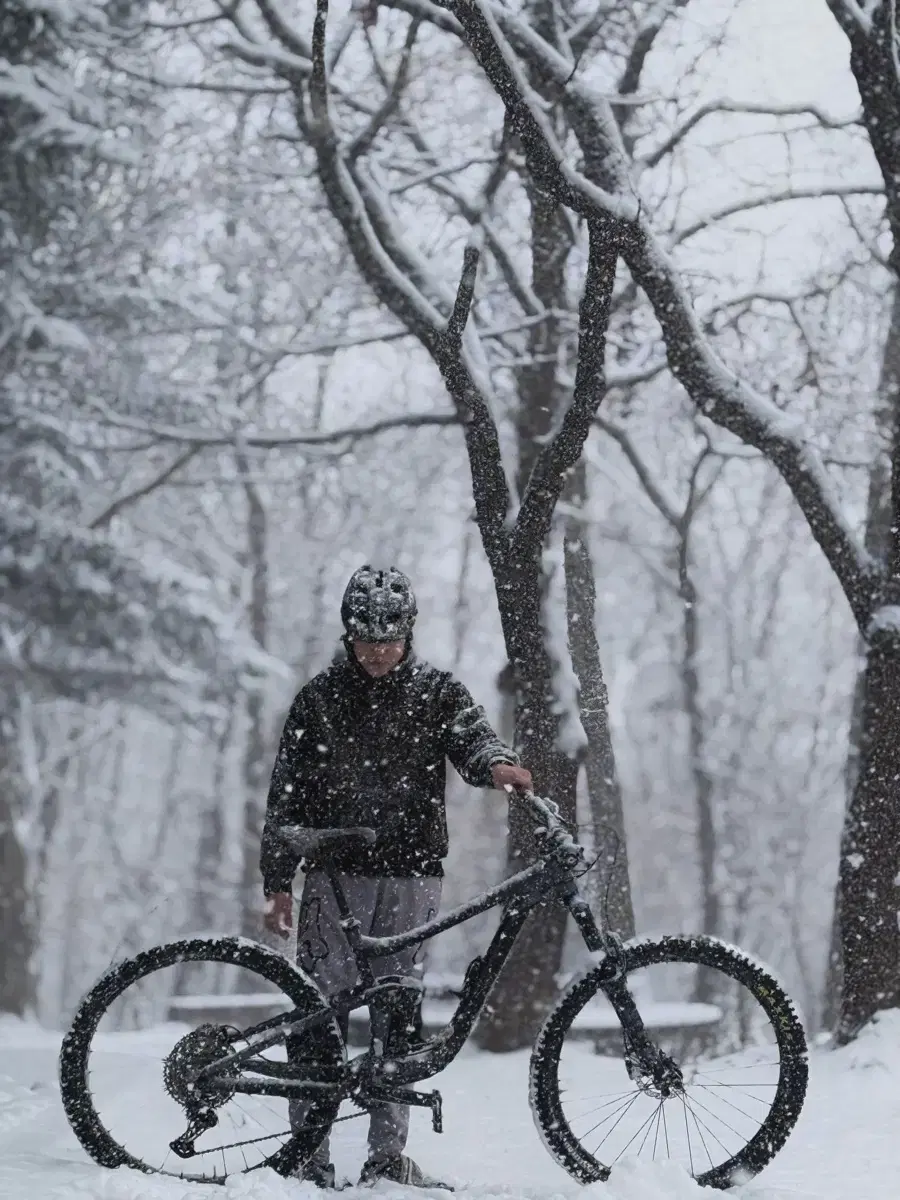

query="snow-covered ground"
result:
[1,1011,899,1200]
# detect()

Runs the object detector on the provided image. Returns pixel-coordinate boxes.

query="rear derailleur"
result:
[163,1023,235,1159]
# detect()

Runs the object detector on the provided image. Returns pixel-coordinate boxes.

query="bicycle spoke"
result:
[691,1077,775,1094]
[696,1059,779,1075]
[592,1093,642,1155]
[652,1104,663,1160]
[693,1082,763,1124]
[683,1096,734,1162]
[683,1099,716,1172]
[681,1096,695,1178]
[568,1090,637,1121]
[580,1092,642,1143]
[686,1088,750,1143]
[613,1103,661,1164]
[636,1103,661,1159]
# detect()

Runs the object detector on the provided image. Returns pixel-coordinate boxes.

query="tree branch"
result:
[594,417,681,527]
[512,218,619,555]
[447,0,639,222]
[298,0,513,558]
[614,0,689,136]
[349,19,421,160]
[87,403,459,449]
[254,0,313,59]
[623,228,878,627]
[673,181,884,245]
[444,239,482,351]
[825,0,876,37]
[88,447,204,529]
[641,99,861,170]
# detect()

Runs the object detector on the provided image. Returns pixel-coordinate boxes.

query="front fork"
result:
[564,891,684,1096]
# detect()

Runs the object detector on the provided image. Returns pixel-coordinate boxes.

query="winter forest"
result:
[4,0,900,1195]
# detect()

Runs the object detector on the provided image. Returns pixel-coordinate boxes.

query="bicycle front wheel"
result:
[59,937,345,1182]
[530,935,807,1189]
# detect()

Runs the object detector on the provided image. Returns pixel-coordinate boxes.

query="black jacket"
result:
[260,651,517,890]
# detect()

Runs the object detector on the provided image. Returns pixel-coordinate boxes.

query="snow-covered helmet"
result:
[341,565,417,643]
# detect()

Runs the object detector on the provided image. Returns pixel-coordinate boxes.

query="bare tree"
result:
[128,0,900,1044]
[819,0,900,1038]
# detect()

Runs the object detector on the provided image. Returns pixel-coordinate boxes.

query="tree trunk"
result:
[474,157,581,1052]
[239,468,271,945]
[474,557,580,1052]
[563,464,634,938]
[836,631,900,1040]
[0,717,33,1015]
[677,518,719,938]
[826,284,900,1028]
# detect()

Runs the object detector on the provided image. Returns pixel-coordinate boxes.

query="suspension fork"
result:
[564,891,669,1078]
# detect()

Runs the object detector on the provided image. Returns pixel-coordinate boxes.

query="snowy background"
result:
[3,0,900,1193]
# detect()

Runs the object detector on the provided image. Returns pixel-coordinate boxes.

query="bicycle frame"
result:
[203,839,648,1104]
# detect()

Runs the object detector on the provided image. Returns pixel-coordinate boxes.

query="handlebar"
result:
[513,787,563,829]
[510,786,584,866]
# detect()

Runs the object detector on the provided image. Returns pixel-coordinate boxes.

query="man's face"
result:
[352,640,406,677]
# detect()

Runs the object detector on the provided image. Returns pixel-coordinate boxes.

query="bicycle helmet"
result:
[341,565,417,642]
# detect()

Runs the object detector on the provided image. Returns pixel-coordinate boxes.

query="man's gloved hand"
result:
[264,891,293,939]
[491,762,533,791]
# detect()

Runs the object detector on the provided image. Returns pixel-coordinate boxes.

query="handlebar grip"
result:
[511,786,564,831]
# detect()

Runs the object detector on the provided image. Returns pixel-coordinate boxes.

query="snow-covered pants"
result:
[290,870,442,1164]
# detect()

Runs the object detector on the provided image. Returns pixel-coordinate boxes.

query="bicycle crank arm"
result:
[362,1084,443,1133]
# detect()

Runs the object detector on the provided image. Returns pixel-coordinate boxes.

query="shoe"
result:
[298,1159,337,1188]
[359,1155,454,1190]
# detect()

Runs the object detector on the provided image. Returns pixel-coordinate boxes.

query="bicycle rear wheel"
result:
[530,935,807,1189]
[59,937,345,1182]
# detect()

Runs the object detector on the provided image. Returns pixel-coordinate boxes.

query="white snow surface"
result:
[2,1010,900,1200]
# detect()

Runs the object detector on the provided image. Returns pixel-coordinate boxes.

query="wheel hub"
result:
[163,1023,236,1109]
[624,1041,684,1100]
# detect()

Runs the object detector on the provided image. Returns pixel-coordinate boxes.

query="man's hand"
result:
[264,891,293,939]
[491,762,533,792]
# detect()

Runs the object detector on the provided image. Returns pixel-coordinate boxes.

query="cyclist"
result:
[261,565,532,1189]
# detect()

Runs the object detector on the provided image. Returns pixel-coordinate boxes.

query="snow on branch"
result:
[87,448,204,529]
[868,603,900,638]
[254,0,313,59]
[286,0,513,554]
[446,0,639,222]
[825,0,877,36]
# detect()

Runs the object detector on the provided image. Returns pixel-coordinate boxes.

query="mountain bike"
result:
[59,789,807,1189]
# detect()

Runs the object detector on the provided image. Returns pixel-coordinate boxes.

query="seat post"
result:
[325,860,353,922]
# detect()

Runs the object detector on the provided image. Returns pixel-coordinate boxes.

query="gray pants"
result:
[291,870,442,1163]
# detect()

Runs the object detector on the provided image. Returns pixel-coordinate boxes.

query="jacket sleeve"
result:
[441,676,519,788]
[259,688,314,895]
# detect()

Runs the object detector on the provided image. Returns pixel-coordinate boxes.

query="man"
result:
[260,565,531,1189]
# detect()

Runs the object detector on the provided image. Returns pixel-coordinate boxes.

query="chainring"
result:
[163,1023,237,1109]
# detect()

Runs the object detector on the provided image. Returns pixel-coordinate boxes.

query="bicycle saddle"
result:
[277,825,377,855]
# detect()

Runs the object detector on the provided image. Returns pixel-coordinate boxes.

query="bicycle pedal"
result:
[430,1089,443,1133]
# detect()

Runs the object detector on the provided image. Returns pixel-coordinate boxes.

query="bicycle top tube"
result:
[355,856,570,960]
